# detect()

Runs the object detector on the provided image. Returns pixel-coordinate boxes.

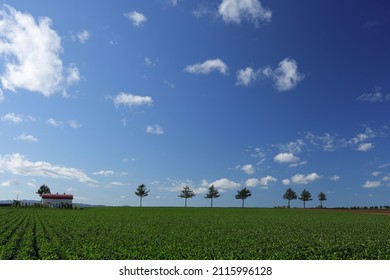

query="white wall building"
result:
[41,193,73,206]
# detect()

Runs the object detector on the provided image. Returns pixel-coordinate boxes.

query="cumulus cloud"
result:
[0,5,80,96]
[14,133,38,143]
[76,29,90,43]
[282,179,291,185]
[245,176,277,188]
[362,180,381,188]
[291,173,321,185]
[236,67,259,86]
[1,112,23,124]
[47,118,62,127]
[146,124,164,135]
[0,153,96,183]
[274,152,300,164]
[184,59,228,75]
[357,91,390,103]
[202,178,241,191]
[262,58,304,91]
[330,175,340,182]
[218,0,272,26]
[113,92,153,108]
[124,11,147,27]
[240,164,255,175]
[68,120,82,129]
[357,143,374,152]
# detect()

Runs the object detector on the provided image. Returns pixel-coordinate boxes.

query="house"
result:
[41,193,73,207]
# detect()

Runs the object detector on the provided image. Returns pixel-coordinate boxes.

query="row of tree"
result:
[135,184,327,208]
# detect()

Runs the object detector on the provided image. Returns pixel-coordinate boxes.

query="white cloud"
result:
[245,178,259,187]
[164,80,176,89]
[1,112,23,124]
[218,0,272,26]
[362,180,381,188]
[0,179,18,187]
[282,179,291,185]
[168,0,178,6]
[76,29,90,43]
[184,59,228,75]
[371,171,381,177]
[0,89,4,102]
[113,92,153,108]
[110,181,127,187]
[124,11,147,27]
[0,153,96,183]
[0,5,80,96]
[236,67,258,86]
[245,176,277,188]
[357,91,390,103]
[330,175,340,182]
[291,173,321,185]
[68,120,82,129]
[93,170,115,176]
[192,5,212,18]
[66,64,81,86]
[289,161,307,168]
[144,57,153,66]
[203,178,241,191]
[274,152,300,164]
[146,125,164,135]
[14,133,38,142]
[262,58,304,91]
[357,142,374,152]
[382,176,390,181]
[0,180,19,187]
[47,118,62,127]
[240,164,255,175]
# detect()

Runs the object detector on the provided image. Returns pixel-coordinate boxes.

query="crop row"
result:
[0,207,390,260]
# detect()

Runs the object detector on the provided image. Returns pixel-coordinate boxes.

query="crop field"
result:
[0,207,390,260]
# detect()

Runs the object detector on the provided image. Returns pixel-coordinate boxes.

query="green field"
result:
[1,207,390,260]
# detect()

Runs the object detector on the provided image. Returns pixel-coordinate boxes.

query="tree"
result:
[235,187,251,208]
[204,185,220,208]
[283,188,297,208]
[36,184,51,197]
[318,192,327,208]
[135,184,149,207]
[299,189,312,208]
[178,185,196,207]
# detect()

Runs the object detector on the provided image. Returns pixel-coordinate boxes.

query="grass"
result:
[1,207,390,260]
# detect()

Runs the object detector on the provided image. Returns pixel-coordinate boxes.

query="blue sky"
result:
[0,0,390,208]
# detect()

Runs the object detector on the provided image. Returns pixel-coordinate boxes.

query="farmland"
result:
[1,207,390,260]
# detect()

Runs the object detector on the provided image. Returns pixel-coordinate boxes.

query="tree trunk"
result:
[303,200,306,208]
[242,199,244,208]
[288,200,290,208]
[140,197,142,207]
[320,200,323,208]
[185,198,187,208]
[211,198,213,208]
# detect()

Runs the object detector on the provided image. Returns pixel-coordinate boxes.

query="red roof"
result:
[41,194,73,199]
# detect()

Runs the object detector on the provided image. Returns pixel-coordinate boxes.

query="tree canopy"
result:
[235,187,252,208]
[178,185,196,207]
[135,184,149,207]
[283,188,297,208]
[36,184,51,197]
[318,192,327,208]
[204,185,220,208]
[299,189,313,208]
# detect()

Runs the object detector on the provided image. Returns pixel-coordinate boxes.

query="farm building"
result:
[41,193,73,207]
